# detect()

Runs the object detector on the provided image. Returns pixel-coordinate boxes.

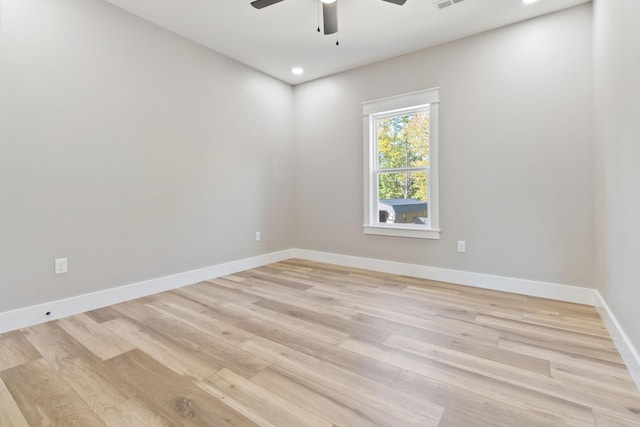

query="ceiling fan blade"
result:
[382,0,407,4]
[250,0,285,9]
[323,1,338,35]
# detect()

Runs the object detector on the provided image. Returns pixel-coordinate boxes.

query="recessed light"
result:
[523,0,539,4]
[321,0,337,3]
[292,67,304,75]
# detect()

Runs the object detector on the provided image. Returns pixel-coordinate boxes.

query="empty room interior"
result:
[1,0,640,425]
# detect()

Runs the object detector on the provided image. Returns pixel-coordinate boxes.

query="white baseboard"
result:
[0,249,294,335]
[594,291,640,391]
[292,249,595,305]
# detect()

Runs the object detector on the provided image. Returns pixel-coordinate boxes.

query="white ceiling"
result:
[101,0,590,85]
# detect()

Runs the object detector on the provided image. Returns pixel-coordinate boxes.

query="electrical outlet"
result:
[255,231,261,242]
[457,241,466,253]
[55,258,68,274]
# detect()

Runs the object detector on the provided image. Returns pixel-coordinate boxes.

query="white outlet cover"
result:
[55,258,68,274]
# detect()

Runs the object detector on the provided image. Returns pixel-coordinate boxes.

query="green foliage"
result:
[377,112,429,201]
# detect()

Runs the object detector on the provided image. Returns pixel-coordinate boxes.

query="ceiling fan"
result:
[250,0,407,36]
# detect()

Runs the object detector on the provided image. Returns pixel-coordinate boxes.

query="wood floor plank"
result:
[436,407,497,427]
[102,317,221,381]
[340,337,596,426]
[0,378,30,427]
[240,336,444,427]
[404,290,527,322]
[231,277,357,319]
[521,312,611,338]
[106,349,259,426]
[476,314,622,362]
[21,322,137,419]
[196,279,262,305]
[351,310,499,350]
[550,360,640,394]
[21,321,91,360]
[257,363,441,427]
[152,289,246,324]
[197,368,332,427]
[593,408,640,427]
[498,337,632,381]
[1,358,106,426]
[379,323,550,376]
[85,306,125,324]
[144,292,254,346]
[253,298,390,343]
[98,398,175,427]
[250,367,393,427]
[381,333,640,420]
[170,287,253,325]
[57,313,135,360]
[501,331,624,365]
[112,301,270,379]
[427,314,504,345]
[347,302,438,330]
[219,273,313,291]
[231,302,351,345]
[382,333,551,379]
[307,284,450,320]
[19,321,177,427]
[393,369,594,427]
[235,313,401,386]
[0,330,41,373]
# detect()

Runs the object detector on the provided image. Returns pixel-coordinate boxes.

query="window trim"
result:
[362,88,440,239]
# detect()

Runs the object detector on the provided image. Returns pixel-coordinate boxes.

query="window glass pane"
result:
[376,111,429,170]
[377,171,428,225]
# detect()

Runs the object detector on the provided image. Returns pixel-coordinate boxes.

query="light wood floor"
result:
[1,260,639,426]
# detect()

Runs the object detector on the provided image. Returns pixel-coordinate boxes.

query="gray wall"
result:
[0,0,295,311]
[293,4,594,287]
[0,1,600,317]
[594,0,640,353]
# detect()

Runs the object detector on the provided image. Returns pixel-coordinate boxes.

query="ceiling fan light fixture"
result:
[253,0,406,41]
[322,1,338,35]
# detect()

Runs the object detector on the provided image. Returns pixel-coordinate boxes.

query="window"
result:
[362,88,440,239]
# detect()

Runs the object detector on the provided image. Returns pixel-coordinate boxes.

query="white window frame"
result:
[362,88,440,239]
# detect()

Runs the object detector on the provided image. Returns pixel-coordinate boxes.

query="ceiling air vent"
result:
[434,0,464,10]
[434,0,452,9]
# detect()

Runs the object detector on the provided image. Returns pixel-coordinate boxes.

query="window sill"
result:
[363,225,441,239]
